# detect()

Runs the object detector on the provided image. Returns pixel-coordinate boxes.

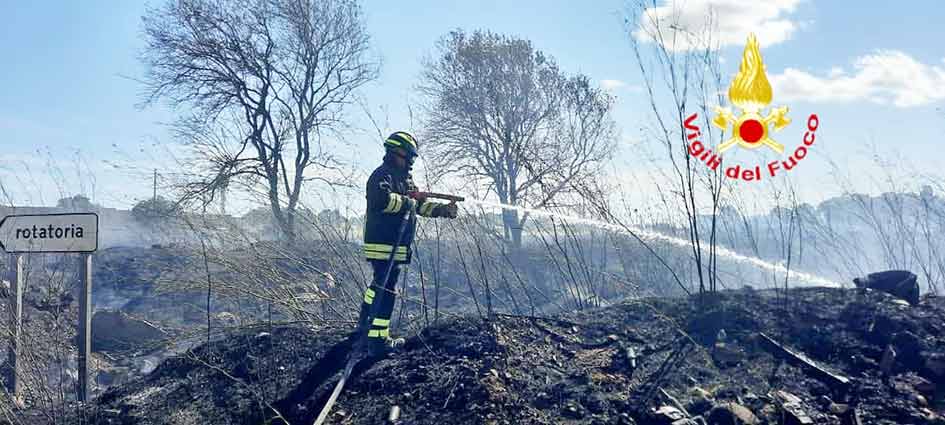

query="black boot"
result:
[366,335,405,358]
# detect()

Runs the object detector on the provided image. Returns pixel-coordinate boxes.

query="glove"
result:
[442,202,458,219]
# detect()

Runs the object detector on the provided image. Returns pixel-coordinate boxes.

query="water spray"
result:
[462,198,839,287]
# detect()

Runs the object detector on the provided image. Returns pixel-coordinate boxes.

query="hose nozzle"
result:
[408,191,465,203]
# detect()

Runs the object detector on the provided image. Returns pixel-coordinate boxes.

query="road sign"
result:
[0,213,99,253]
[1,213,99,401]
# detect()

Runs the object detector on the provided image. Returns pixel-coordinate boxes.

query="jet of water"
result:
[462,198,839,287]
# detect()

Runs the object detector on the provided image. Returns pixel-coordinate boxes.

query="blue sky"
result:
[2,0,944,212]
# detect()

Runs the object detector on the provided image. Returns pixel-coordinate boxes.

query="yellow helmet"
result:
[384,131,419,157]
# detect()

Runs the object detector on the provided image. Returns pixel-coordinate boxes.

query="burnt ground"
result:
[80,287,945,425]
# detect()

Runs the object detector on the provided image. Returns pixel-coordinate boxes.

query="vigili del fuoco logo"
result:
[686,33,820,182]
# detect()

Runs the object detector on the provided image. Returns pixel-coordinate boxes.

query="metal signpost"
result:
[0,213,99,402]
[5,255,23,399]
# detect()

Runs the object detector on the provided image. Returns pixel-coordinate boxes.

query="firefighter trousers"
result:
[357,260,401,342]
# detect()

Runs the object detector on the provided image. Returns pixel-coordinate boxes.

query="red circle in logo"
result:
[739,119,764,144]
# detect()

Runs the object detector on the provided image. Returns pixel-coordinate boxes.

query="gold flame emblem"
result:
[714,33,789,154]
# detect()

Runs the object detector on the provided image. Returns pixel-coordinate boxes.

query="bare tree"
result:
[141,0,377,239]
[418,30,616,247]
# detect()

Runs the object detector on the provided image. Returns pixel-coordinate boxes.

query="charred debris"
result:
[81,279,945,425]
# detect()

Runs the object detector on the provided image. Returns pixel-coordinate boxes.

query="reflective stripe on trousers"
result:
[359,261,402,339]
[363,243,408,262]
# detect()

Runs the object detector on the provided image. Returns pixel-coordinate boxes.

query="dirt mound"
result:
[84,287,945,424]
[91,310,167,352]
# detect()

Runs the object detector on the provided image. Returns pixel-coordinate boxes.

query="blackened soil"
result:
[84,288,945,425]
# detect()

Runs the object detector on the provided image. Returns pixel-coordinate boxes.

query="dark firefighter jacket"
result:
[363,160,448,263]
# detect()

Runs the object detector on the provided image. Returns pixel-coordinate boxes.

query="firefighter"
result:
[357,131,458,356]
